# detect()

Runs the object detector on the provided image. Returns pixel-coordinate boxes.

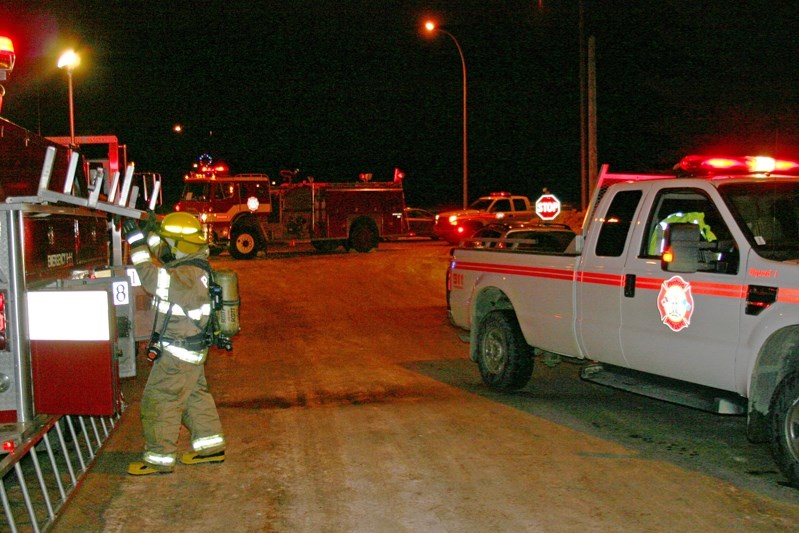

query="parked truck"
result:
[0,113,160,529]
[175,167,409,258]
[433,191,535,244]
[447,155,799,486]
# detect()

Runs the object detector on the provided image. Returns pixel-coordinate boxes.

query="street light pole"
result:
[57,49,80,146]
[424,22,468,209]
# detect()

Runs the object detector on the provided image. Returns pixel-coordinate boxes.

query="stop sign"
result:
[535,194,561,221]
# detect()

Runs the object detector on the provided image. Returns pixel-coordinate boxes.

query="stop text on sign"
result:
[535,194,561,221]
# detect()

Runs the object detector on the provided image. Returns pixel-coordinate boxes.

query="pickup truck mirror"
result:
[662,223,702,273]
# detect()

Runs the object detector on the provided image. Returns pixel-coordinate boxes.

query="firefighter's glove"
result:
[122,218,145,246]
[142,211,159,234]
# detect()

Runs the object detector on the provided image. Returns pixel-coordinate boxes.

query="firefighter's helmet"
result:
[159,212,206,255]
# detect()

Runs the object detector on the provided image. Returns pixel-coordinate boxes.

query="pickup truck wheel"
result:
[476,310,534,391]
[348,221,379,253]
[229,226,260,259]
[769,371,799,487]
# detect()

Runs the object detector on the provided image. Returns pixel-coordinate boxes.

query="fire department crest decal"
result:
[657,275,694,332]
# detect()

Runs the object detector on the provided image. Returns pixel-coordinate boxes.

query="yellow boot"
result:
[127,462,174,475]
[180,450,225,465]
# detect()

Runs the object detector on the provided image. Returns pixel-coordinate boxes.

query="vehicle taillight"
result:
[0,291,7,351]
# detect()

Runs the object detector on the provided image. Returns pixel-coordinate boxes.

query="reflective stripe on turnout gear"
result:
[192,434,225,452]
[131,247,150,266]
[157,299,211,321]
[127,230,145,245]
[163,343,206,364]
[143,451,176,467]
[156,268,170,300]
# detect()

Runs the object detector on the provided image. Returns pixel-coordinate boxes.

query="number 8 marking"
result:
[113,281,129,306]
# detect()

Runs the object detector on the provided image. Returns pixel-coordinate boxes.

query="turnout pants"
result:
[140,352,225,467]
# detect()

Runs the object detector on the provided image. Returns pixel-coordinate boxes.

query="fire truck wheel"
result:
[348,220,379,253]
[229,226,260,259]
[769,371,799,487]
[475,310,534,391]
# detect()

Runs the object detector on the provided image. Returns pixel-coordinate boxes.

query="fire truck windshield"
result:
[182,182,210,202]
[721,181,799,261]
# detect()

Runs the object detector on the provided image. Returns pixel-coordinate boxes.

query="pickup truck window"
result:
[512,198,527,211]
[643,188,738,274]
[469,198,493,211]
[721,181,799,262]
[490,199,511,213]
[595,190,642,257]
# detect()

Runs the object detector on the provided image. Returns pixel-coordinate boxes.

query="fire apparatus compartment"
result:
[0,204,127,423]
[28,289,120,416]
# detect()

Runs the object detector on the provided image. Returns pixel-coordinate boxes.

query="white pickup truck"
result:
[446,155,799,486]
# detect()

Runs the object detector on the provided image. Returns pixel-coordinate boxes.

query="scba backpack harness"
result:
[146,258,233,362]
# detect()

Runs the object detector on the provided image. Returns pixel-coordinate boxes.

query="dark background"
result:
[1,1,797,209]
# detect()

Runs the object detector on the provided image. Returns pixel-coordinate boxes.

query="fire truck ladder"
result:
[0,412,121,532]
[0,146,147,532]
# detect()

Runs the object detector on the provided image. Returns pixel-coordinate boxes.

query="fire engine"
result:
[175,162,409,259]
[0,35,160,530]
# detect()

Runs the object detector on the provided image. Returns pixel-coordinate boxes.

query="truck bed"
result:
[448,245,582,358]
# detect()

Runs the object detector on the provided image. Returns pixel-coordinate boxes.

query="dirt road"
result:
[55,241,799,532]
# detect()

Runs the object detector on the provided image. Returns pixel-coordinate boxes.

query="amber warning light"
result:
[0,35,15,114]
[0,36,15,78]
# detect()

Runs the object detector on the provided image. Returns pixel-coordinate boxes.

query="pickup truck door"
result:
[618,186,742,391]
[489,198,513,221]
[577,188,643,366]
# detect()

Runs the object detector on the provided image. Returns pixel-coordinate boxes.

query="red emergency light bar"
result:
[678,155,799,176]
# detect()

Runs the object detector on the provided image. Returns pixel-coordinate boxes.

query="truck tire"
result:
[769,371,799,487]
[229,225,261,260]
[475,310,534,391]
[348,220,379,253]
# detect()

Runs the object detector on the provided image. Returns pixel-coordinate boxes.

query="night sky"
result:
[1,1,798,209]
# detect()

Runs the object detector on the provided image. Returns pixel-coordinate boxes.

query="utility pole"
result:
[579,1,597,211]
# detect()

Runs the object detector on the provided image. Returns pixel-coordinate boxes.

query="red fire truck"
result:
[0,113,161,530]
[175,165,409,259]
[0,34,163,529]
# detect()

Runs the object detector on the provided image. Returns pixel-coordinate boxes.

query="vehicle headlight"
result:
[448,215,458,225]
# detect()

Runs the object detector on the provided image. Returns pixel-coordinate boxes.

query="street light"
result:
[424,21,468,209]
[57,49,80,146]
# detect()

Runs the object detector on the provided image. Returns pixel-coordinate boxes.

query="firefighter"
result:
[123,212,226,475]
